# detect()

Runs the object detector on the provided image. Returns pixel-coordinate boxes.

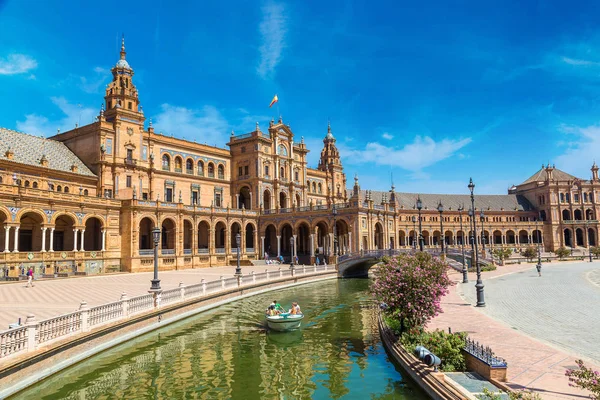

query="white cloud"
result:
[343,136,472,172]
[0,54,37,75]
[554,123,600,178]
[16,97,96,136]
[381,132,394,140]
[561,57,600,67]
[153,104,230,147]
[256,1,287,79]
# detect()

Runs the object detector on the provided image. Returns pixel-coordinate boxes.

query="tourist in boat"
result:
[289,302,302,315]
[266,305,278,316]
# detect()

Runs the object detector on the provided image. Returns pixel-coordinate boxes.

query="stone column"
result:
[253,230,258,253]
[276,235,281,257]
[329,233,334,256]
[235,194,240,209]
[80,229,85,251]
[41,227,47,252]
[49,228,55,252]
[101,230,106,251]
[73,229,78,252]
[4,226,10,253]
[310,234,315,256]
[261,236,265,258]
[293,234,297,257]
[249,192,253,209]
[348,232,352,253]
[13,227,19,252]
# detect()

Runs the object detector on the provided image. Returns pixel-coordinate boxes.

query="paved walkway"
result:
[0,264,291,329]
[429,261,599,400]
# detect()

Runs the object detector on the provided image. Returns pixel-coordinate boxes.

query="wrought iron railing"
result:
[464,337,507,367]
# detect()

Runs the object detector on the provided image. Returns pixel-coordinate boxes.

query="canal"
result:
[13,279,427,399]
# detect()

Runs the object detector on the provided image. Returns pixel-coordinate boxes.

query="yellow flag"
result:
[269,94,278,108]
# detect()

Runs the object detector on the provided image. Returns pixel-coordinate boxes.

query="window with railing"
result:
[208,163,215,178]
[186,159,194,174]
[198,161,204,176]
[218,165,225,179]
[162,154,170,171]
[174,156,182,173]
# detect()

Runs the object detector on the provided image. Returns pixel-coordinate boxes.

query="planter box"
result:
[462,350,507,382]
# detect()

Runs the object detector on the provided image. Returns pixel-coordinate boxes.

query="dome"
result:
[116,59,131,69]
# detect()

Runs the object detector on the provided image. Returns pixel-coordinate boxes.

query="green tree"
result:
[492,248,512,265]
[554,247,571,259]
[521,247,537,261]
[590,246,600,259]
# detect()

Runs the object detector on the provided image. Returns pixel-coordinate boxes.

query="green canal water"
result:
[14,279,427,399]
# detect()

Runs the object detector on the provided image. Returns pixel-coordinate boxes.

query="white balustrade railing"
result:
[89,301,124,327]
[0,265,333,360]
[127,294,154,315]
[37,311,82,345]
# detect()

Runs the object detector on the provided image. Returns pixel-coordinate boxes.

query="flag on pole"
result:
[269,94,278,108]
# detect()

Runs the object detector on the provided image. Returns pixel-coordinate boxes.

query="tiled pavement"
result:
[0,264,289,329]
[429,261,599,400]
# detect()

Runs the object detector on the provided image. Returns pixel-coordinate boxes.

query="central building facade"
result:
[0,41,598,277]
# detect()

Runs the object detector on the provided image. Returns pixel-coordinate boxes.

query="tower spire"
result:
[120,35,126,60]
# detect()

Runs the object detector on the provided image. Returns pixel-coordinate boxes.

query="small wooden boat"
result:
[266,313,304,331]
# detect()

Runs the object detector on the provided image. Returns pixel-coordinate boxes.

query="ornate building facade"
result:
[1,41,598,278]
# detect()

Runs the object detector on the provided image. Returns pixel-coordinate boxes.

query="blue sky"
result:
[2,1,600,194]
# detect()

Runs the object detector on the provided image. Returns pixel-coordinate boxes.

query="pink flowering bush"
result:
[565,359,600,399]
[371,252,453,331]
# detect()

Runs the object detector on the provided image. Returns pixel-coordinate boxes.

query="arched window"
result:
[208,163,215,178]
[174,157,183,172]
[584,193,588,202]
[218,164,225,179]
[32,182,38,189]
[560,193,565,203]
[198,161,204,176]
[57,185,62,192]
[186,159,194,174]
[64,186,70,193]
[318,183,322,194]
[84,189,89,196]
[24,180,30,187]
[280,166,285,179]
[312,182,316,192]
[48,183,54,191]
[0,176,3,184]
[162,154,171,171]
[307,181,310,192]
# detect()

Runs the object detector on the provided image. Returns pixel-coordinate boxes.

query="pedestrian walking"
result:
[26,267,34,288]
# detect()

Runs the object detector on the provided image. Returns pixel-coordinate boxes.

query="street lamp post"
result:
[469,178,485,307]
[150,227,161,291]
[437,201,444,255]
[416,196,424,251]
[412,216,417,250]
[235,233,242,276]
[332,205,338,256]
[290,236,295,270]
[458,205,468,283]
[535,218,542,276]
[480,210,486,258]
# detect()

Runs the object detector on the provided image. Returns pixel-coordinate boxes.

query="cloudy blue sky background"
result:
[2,0,600,194]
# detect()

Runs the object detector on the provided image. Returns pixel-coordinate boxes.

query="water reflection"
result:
[14,279,426,400]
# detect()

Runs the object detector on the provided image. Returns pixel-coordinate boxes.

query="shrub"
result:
[565,359,600,399]
[399,328,467,372]
[521,247,537,261]
[371,252,453,332]
[591,246,600,259]
[492,248,512,265]
[555,247,571,259]
[479,388,542,400]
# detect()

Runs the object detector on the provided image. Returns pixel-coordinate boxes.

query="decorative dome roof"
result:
[115,59,131,69]
[325,121,335,140]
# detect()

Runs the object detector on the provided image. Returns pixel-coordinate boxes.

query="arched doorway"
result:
[518,230,529,245]
[54,214,76,251]
[564,228,573,247]
[239,186,251,209]
[264,224,277,256]
[574,209,583,221]
[297,222,310,259]
[183,220,193,253]
[532,229,542,244]
[398,230,406,247]
[197,221,210,252]
[493,230,502,245]
[335,219,350,255]
[279,192,287,209]
[19,212,44,252]
[245,223,255,251]
[576,228,584,247]
[444,230,453,246]
[432,230,441,246]
[562,210,571,221]
[315,221,329,258]
[422,230,430,247]
[280,223,293,256]
[374,223,384,249]
[588,228,596,246]
[215,221,226,252]
[263,190,271,210]
[506,230,516,245]
[230,222,242,252]
[0,211,9,252]
[161,219,176,254]
[139,217,154,250]
[84,217,103,251]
